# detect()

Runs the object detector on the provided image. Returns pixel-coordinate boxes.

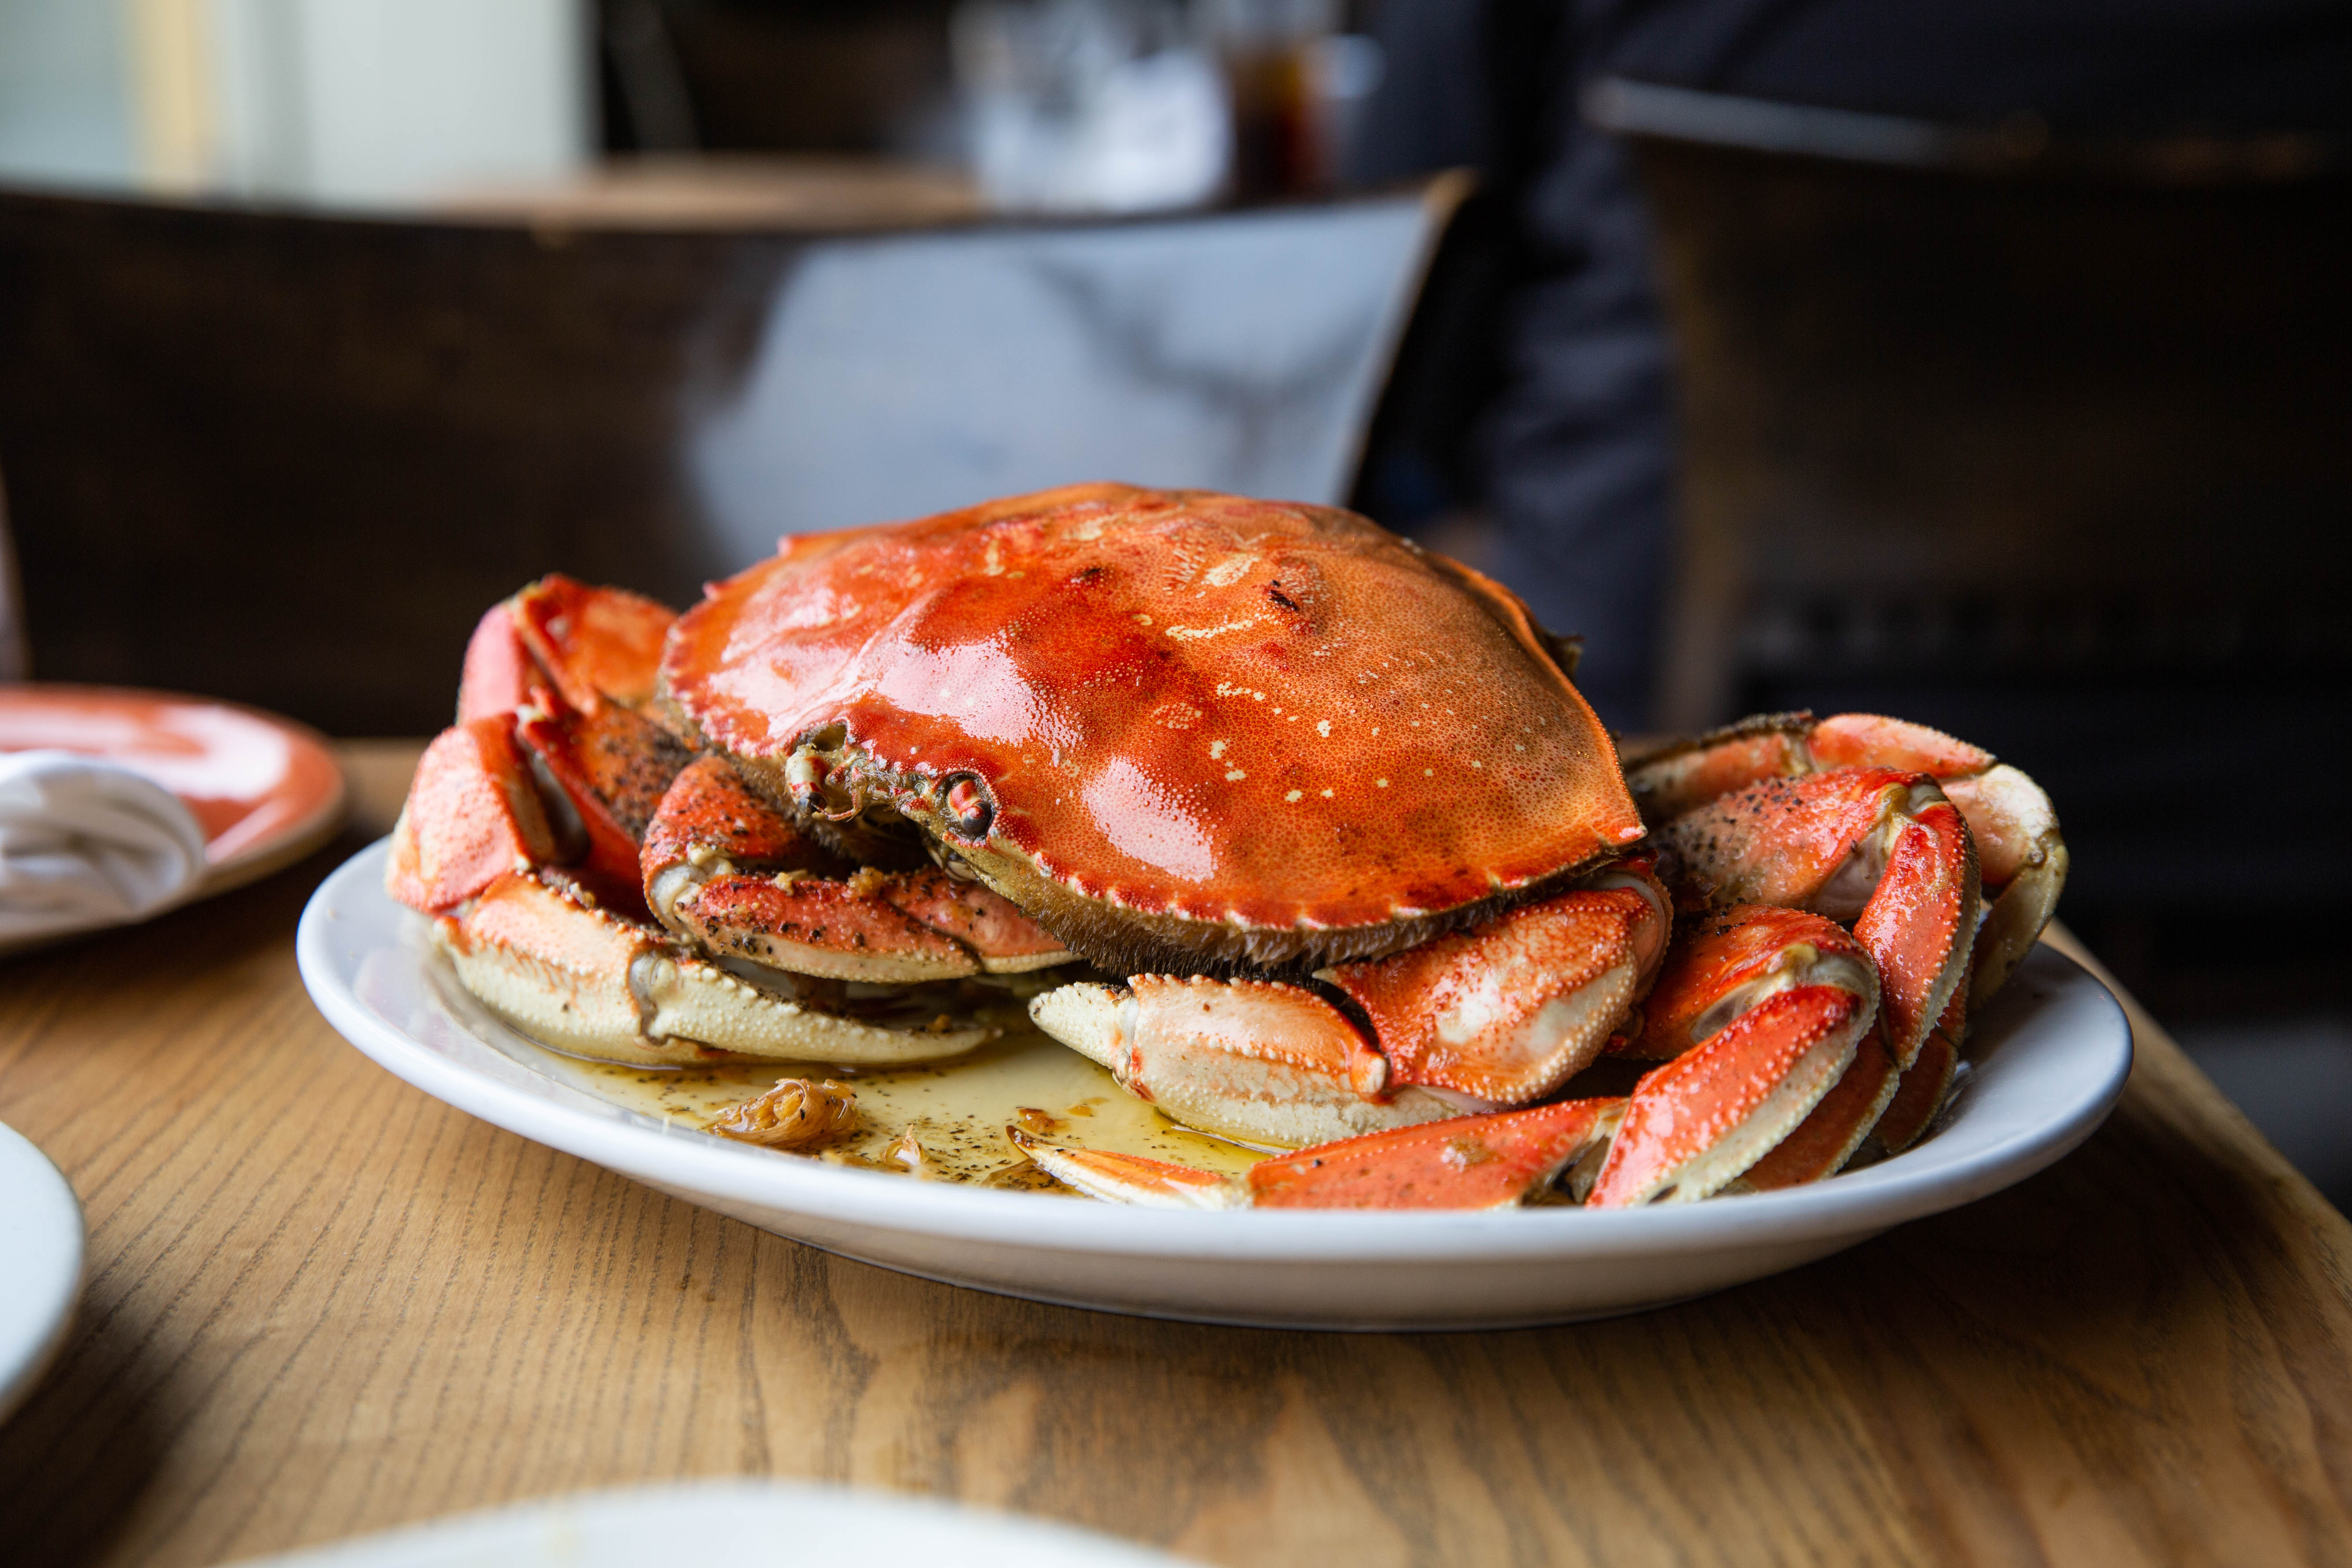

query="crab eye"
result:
[939,772,994,839]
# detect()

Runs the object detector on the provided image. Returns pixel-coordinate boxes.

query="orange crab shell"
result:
[660,484,1645,966]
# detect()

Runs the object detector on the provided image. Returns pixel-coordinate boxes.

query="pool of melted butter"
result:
[560,1019,1271,1194]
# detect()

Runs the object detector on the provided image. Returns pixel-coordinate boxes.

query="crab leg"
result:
[1010,1097,1627,1210]
[1031,975,1461,1148]
[437,872,996,1066]
[1739,1025,1900,1190]
[1028,867,1669,1147]
[1316,867,1670,1102]
[387,715,559,915]
[1625,712,2066,1006]
[1812,715,2066,1005]
[1654,766,1976,1069]
[1586,982,1873,1206]
[458,574,676,722]
[1022,907,1903,1208]
[1245,1097,1625,1208]
[1621,711,1817,822]
[1941,767,2066,1006]
[642,756,1075,983]
[1873,987,1965,1153]
[1604,904,1892,1195]
[1005,1133,1249,1210]
[1616,903,1877,1060]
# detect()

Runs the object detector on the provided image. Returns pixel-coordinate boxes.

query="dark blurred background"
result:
[0,0,2345,1202]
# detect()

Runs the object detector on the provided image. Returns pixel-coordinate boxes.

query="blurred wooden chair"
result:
[0,169,1461,734]
[1592,80,2352,1001]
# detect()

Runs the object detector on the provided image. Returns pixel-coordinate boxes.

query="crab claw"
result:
[1626,712,2066,1010]
[388,699,691,923]
[875,868,1077,973]
[1617,903,1877,1061]
[643,755,1074,983]
[398,585,698,919]
[1317,865,1669,1102]
[1031,863,1666,1146]
[1585,982,1872,1206]
[1011,1096,1627,1210]
[437,871,997,1067]
[458,575,676,722]
[1851,792,1976,1069]
[1655,767,1977,1069]
[386,715,558,913]
[1808,715,2066,1005]
[1028,976,1460,1149]
[456,603,544,725]
[515,698,692,920]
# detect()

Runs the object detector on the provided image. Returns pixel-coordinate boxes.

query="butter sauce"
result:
[554,1023,1270,1190]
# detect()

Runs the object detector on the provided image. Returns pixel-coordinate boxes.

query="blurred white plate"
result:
[298,839,2133,1330]
[0,1119,83,1425]
[227,1481,1196,1567]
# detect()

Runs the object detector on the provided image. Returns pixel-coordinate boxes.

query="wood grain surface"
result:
[1,741,2348,1567]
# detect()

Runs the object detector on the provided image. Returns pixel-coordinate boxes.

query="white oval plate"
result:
[226,1480,1196,1567]
[0,1119,84,1425]
[298,840,2133,1330]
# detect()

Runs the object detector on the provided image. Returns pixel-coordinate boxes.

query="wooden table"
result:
[3,741,2348,1567]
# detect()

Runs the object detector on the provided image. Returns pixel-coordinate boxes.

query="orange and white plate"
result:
[0,684,346,939]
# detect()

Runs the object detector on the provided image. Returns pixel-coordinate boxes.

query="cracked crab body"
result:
[658,483,1648,971]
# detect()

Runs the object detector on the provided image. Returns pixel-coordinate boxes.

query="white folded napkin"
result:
[0,750,209,944]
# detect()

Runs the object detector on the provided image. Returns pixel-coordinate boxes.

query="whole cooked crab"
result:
[386,484,2066,1208]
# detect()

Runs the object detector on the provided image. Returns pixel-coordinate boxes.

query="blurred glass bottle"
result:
[953,0,1231,213]
[1201,0,1381,198]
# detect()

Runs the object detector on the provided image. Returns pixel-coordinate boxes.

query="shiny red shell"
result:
[660,484,1643,934]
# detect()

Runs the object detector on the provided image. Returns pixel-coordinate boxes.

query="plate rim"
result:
[300,838,2133,1268]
